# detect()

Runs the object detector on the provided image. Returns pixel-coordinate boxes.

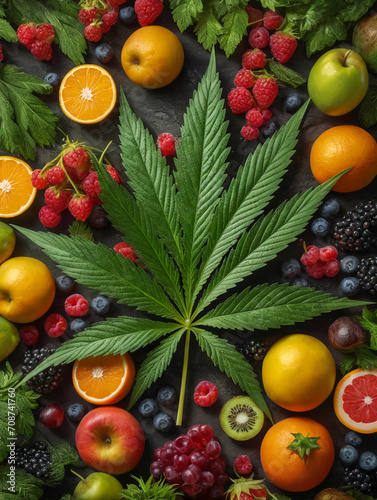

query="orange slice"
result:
[59,64,117,124]
[333,368,377,434]
[72,353,135,405]
[0,156,37,218]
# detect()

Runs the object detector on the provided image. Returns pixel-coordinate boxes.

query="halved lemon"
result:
[59,64,117,124]
[0,156,37,218]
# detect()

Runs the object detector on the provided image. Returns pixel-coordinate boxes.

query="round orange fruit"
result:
[333,368,377,433]
[310,125,377,192]
[121,26,184,89]
[0,156,36,218]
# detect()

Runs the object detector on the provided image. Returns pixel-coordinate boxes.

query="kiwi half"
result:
[220,395,264,441]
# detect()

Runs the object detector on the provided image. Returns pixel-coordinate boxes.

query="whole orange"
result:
[310,125,377,192]
[0,257,55,323]
[262,334,336,412]
[260,417,335,492]
[121,26,184,89]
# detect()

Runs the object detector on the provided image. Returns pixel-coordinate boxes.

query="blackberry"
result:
[343,466,377,497]
[356,257,377,295]
[236,339,269,361]
[22,347,63,394]
[332,200,377,252]
[15,442,52,479]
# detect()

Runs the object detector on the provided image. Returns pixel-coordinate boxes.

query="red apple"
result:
[75,406,145,475]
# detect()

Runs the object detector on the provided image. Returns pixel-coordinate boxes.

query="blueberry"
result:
[157,386,176,405]
[310,217,331,238]
[281,258,301,279]
[56,275,75,293]
[70,318,89,334]
[345,431,363,447]
[91,296,111,315]
[262,122,277,138]
[339,445,359,466]
[67,403,86,422]
[340,256,360,275]
[138,398,159,418]
[283,93,302,113]
[94,43,114,64]
[44,72,60,87]
[320,198,341,219]
[291,278,309,287]
[153,412,174,432]
[119,6,137,24]
[359,451,377,471]
[339,277,361,297]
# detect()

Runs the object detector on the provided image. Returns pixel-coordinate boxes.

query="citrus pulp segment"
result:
[0,156,37,217]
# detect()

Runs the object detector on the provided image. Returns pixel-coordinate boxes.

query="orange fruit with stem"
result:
[59,64,117,124]
[72,353,135,405]
[0,156,37,218]
[310,125,377,192]
[260,417,335,492]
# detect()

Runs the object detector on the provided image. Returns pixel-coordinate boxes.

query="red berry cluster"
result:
[79,0,125,42]
[17,23,55,61]
[0,44,4,62]
[150,425,229,498]
[31,140,121,228]
[300,244,340,279]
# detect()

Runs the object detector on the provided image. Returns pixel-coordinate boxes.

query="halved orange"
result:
[0,156,37,218]
[72,353,135,405]
[59,64,117,124]
[334,368,377,434]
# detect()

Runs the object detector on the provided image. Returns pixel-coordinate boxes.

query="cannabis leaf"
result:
[15,52,368,425]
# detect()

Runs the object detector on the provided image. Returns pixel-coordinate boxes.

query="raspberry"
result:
[269,32,297,63]
[324,259,340,278]
[0,44,4,62]
[82,171,102,205]
[319,245,338,262]
[102,9,118,26]
[252,77,278,109]
[300,245,320,266]
[263,11,284,31]
[39,206,61,228]
[234,455,253,475]
[107,0,126,6]
[227,87,255,114]
[245,6,263,27]
[78,7,98,25]
[106,165,120,183]
[45,187,72,213]
[261,109,272,125]
[135,0,163,27]
[19,326,40,346]
[156,133,177,156]
[306,260,325,279]
[100,21,112,33]
[31,169,49,190]
[84,23,103,42]
[248,27,270,49]
[68,195,93,222]
[65,166,91,183]
[17,24,37,47]
[36,23,55,44]
[234,69,256,89]
[44,314,67,338]
[63,147,90,169]
[241,125,259,141]
[30,41,53,61]
[246,108,263,127]
[193,381,219,407]
[242,49,266,70]
[114,242,138,262]
[46,165,66,185]
[65,294,89,317]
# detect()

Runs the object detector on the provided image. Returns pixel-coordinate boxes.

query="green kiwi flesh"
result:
[219,395,264,441]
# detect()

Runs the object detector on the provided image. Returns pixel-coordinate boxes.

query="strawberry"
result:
[252,77,278,109]
[269,31,297,63]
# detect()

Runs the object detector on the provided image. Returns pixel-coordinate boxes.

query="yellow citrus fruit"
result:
[59,64,117,124]
[0,315,19,362]
[310,125,377,192]
[121,26,184,89]
[262,334,336,412]
[0,156,37,217]
[0,257,55,323]
[0,222,16,265]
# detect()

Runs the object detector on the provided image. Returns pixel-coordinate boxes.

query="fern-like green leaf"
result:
[218,6,248,58]
[171,0,204,31]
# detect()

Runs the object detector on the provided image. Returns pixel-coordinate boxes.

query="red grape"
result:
[153,447,164,461]
[201,470,215,488]
[205,439,221,460]
[189,450,208,468]
[181,484,202,496]
[216,473,230,485]
[164,465,183,484]
[150,460,164,477]
[182,464,202,484]
[210,483,225,498]
[174,453,189,471]
[206,456,226,475]
[174,435,194,454]
[39,404,64,428]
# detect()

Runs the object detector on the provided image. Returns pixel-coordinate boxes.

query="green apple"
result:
[0,315,19,362]
[0,222,16,265]
[72,472,123,500]
[308,48,369,116]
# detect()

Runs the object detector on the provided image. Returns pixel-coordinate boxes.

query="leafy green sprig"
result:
[121,475,182,499]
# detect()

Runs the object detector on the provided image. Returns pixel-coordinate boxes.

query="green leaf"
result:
[171,0,204,31]
[358,85,377,129]
[194,8,223,50]
[305,16,347,57]
[121,475,183,499]
[0,64,57,160]
[0,466,44,500]
[192,327,272,420]
[356,307,377,350]
[0,18,17,42]
[68,221,94,241]
[269,60,306,88]
[128,329,185,409]
[14,385,39,439]
[198,283,369,330]
[338,0,375,22]
[219,6,248,57]
[343,489,376,500]
[341,353,357,376]
[355,345,377,370]
[45,439,84,484]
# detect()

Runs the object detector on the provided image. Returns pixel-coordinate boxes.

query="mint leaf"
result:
[171,0,204,31]
[355,345,377,370]
[339,0,374,22]
[341,353,357,376]
[219,6,248,58]
[359,85,377,129]
[194,8,223,50]
[305,16,347,57]
[356,307,377,350]
[269,61,306,88]
[0,18,17,42]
